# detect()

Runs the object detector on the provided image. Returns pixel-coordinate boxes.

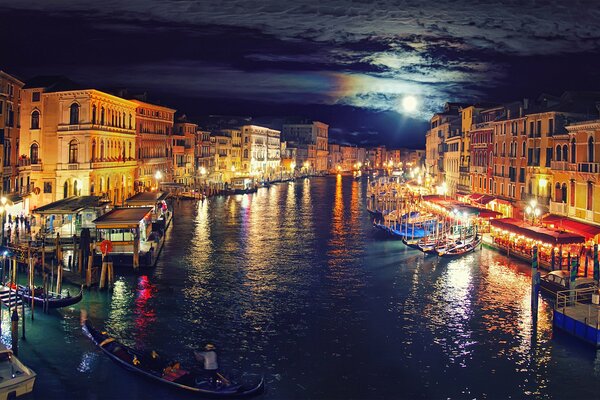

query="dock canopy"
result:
[125,191,168,207]
[93,207,153,229]
[491,218,585,245]
[541,214,600,241]
[34,196,107,214]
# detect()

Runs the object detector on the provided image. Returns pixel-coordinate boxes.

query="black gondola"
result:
[82,320,264,398]
[13,284,83,309]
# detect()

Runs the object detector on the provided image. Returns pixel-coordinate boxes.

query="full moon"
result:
[402,96,418,112]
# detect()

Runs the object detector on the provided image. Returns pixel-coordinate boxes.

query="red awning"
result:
[491,218,585,245]
[541,214,600,240]
[477,209,503,219]
[468,193,483,201]
[475,195,495,205]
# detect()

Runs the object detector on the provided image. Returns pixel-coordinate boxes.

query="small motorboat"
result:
[11,284,83,309]
[83,320,264,398]
[0,343,36,399]
[540,270,597,297]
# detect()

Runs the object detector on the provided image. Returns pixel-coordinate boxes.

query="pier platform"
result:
[553,287,600,347]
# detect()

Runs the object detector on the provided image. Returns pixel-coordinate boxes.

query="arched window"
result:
[90,182,95,195]
[128,142,132,159]
[555,145,561,161]
[522,141,526,157]
[562,145,568,162]
[31,110,40,129]
[129,114,132,129]
[73,180,80,196]
[91,140,96,162]
[571,138,576,163]
[561,183,567,204]
[100,140,105,160]
[69,139,78,164]
[100,107,105,125]
[69,103,80,124]
[30,143,39,164]
[243,149,248,159]
[588,136,594,162]
[555,182,561,202]
[63,181,69,198]
[92,105,97,124]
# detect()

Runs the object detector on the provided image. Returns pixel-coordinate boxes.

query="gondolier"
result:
[194,344,220,382]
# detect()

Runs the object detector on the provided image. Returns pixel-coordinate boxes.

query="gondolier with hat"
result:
[194,343,227,385]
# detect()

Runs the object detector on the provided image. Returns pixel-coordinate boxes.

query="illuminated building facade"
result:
[131,99,175,191]
[0,71,24,196]
[173,117,197,188]
[20,79,137,209]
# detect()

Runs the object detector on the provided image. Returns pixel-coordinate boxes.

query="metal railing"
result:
[556,287,600,328]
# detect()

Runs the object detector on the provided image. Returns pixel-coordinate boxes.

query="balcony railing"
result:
[549,200,567,215]
[550,160,568,171]
[57,123,135,135]
[586,210,595,221]
[577,162,600,174]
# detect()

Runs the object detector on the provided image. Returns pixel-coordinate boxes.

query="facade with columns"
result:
[19,84,137,209]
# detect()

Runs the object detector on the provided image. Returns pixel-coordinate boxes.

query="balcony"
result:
[549,200,567,215]
[550,160,568,171]
[459,166,469,173]
[586,210,595,221]
[57,123,135,135]
[577,162,600,174]
[172,145,185,154]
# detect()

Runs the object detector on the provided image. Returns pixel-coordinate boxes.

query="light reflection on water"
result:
[6,176,600,399]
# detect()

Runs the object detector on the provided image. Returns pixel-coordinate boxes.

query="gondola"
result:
[437,235,481,258]
[82,320,265,398]
[11,283,83,309]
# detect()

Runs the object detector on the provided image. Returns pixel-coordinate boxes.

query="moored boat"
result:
[10,284,83,309]
[82,320,264,398]
[0,343,36,399]
[540,270,597,297]
[437,235,481,257]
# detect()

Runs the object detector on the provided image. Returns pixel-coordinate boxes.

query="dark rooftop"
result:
[22,75,83,92]
[125,191,168,205]
[34,196,106,214]
[93,207,153,227]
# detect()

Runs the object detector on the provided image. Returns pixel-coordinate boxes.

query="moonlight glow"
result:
[402,96,418,113]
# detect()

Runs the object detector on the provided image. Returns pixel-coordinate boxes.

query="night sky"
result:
[2,1,600,148]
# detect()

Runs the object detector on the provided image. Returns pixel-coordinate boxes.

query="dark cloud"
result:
[2,0,600,148]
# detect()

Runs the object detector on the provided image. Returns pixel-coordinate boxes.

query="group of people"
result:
[4,213,35,243]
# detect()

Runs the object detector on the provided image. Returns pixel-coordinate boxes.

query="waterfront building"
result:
[470,106,503,197]
[340,145,358,171]
[458,104,496,193]
[19,77,137,209]
[387,149,402,167]
[280,141,297,177]
[281,121,328,173]
[211,131,233,184]
[549,118,600,224]
[221,128,242,173]
[295,144,316,174]
[0,71,24,201]
[425,104,462,189]
[357,147,367,166]
[328,143,342,172]
[241,125,281,179]
[173,116,197,189]
[130,99,176,191]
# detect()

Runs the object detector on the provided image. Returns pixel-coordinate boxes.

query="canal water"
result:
[2,175,599,399]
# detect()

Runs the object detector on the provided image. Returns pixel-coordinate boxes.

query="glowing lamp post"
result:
[154,170,162,191]
[525,199,540,225]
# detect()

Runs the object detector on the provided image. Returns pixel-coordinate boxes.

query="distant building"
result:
[241,125,281,179]
[173,116,197,189]
[130,99,176,191]
[282,121,328,173]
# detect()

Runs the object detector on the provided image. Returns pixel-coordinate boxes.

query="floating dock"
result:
[553,287,600,347]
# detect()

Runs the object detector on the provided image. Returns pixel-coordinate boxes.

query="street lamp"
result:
[154,170,162,191]
[525,199,540,225]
